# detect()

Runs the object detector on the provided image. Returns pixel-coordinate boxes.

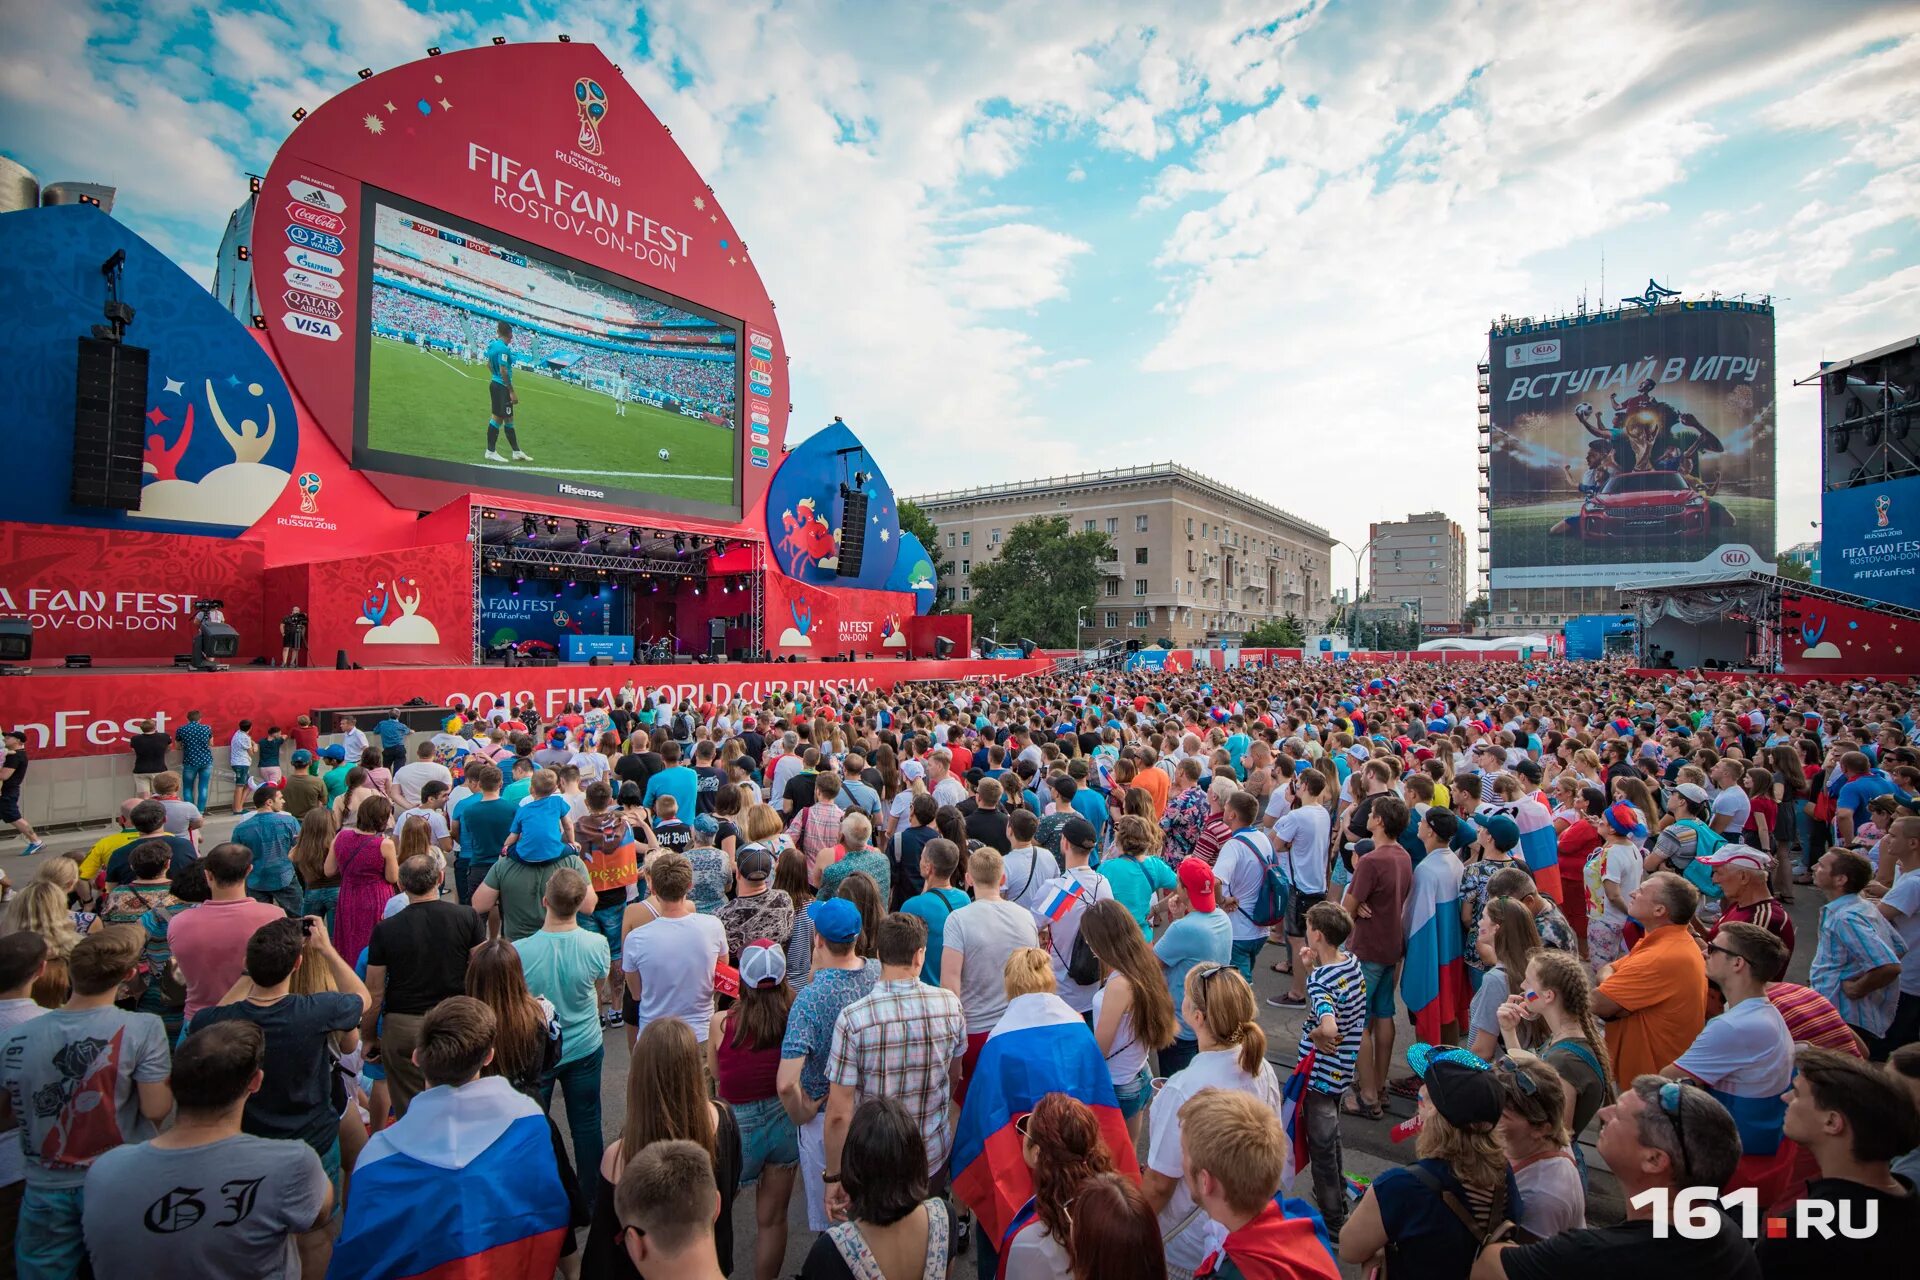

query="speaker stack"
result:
[70,338,150,509]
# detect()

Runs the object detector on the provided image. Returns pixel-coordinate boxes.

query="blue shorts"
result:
[318,1134,343,1217]
[732,1095,798,1184]
[1360,959,1399,1020]
[233,765,252,788]
[577,899,627,951]
[1114,1064,1153,1119]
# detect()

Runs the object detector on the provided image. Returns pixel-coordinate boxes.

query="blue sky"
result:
[5,0,1917,570]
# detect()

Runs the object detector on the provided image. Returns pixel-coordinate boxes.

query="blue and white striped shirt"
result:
[1809,892,1906,1037]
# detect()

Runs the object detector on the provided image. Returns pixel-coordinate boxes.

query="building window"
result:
[1201,523,1209,538]
[1104,611,1119,628]
[1187,549,1195,571]
[1134,609,1151,627]
[990,528,1000,545]
[1186,518,1194,537]
[945,533,955,548]
[1134,547,1149,564]
[1134,579,1148,596]
[960,586,970,602]
[1136,515,1149,533]
[1084,519,1097,533]
[1105,517,1118,534]
[960,531,970,547]
[1104,579,1119,597]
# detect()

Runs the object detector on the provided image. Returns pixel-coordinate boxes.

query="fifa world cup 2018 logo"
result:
[573,78,608,156]
[297,472,321,514]
[1877,495,1892,529]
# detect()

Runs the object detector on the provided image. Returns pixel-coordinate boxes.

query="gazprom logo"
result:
[284,246,344,276]
[286,225,344,255]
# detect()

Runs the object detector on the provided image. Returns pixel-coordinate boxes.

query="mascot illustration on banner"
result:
[778,593,815,648]
[881,614,907,648]
[360,575,441,645]
[1798,612,1842,660]
[777,497,840,578]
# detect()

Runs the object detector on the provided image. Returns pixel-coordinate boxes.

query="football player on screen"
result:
[483,319,532,463]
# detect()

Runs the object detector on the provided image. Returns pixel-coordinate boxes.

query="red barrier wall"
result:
[3,658,1054,760]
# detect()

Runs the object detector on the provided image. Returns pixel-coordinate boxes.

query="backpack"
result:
[671,712,694,740]
[1229,832,1291,930]
[1669,818,1725,898]
[1379,1165,1533,1276]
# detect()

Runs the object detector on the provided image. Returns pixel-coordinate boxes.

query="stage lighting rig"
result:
[628,529,641,551]
[543,516,559,535]
[673,534,687,555]
[575,520,590,545]
[523,515,538,540]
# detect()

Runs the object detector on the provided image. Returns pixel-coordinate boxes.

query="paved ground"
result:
[7,817,1826,1277]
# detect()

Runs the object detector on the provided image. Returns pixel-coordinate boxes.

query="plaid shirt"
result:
[789,801,844,864]
[826,977,967,1171]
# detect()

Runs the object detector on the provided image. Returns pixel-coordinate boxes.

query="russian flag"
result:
[1279,1049,1315,1192]
[1401,851,1471,1043]
[951,993,1138,1246]
[1484,800,1563,901]
[1041,883,1086,923]
[329,1076,570,1279]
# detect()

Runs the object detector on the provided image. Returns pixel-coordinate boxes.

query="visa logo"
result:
[283,269,343,298]
[282,313,342,342]
[286,225,345,255]
[287,179,347,214]
[284,246,344,276]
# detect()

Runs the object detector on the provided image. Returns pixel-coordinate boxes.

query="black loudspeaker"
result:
[836,487,869,578]
[336,649,351,670]
[589,655,608,666]
[196,622,240,659]
[0,618,32,662]
[70,338,150,509]
[933,636,954,659]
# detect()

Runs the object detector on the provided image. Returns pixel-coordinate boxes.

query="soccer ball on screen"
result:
[657,448,671,461]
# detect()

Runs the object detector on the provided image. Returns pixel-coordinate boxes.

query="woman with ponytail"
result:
[1080,898,1178,1140]
[1140,962,1282,1278]
[1495,947,1615,1139]
[1001,1092,1119,1279]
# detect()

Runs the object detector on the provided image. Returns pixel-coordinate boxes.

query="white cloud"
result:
[942,223,1093,310]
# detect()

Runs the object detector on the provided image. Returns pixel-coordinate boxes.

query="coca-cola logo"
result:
[284,289,342,320]
[286,202,346,236]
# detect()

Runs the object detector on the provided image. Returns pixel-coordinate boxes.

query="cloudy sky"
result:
[5,0,1917,574]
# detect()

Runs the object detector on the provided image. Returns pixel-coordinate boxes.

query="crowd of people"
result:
[3,658,1920,1280]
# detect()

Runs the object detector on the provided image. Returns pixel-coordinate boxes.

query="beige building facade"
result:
[1368,511,1469,625]
[906,463,1334,648]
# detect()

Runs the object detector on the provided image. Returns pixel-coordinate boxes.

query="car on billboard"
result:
[1576,470,1711,541]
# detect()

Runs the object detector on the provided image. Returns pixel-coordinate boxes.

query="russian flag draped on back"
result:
[1484,800,1563,900]
[1401,851,1471,1043]
[1279,1050,1315,1192]
[950,993,1138,1245]
[329,1076,570,1280]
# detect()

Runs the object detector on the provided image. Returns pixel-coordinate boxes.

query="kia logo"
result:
[1721,550,1751,566]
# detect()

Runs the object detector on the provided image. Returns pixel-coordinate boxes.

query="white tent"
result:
[1417,634,1552,653]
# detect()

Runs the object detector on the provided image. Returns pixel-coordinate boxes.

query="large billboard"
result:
[1822,473,1920,610]
[1488,307,1775,589]
[357,196,740,514]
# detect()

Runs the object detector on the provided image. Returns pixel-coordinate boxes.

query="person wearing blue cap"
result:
[1459,814,1522,989]
[778,895,877,1232]
[1586,802,1648,970]
[319,744,353,803]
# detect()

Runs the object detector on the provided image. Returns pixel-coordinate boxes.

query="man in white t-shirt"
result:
[1002,812,1062,916]
[1707,759,1752,835]
[1212,793,1276,982]
[391,740,455,808]
[619,852,728,1043]
[1269,770,1333,1004]
[942,845,1040,1094]
[929,750,968,809]
[1029,817,1112,1013]
[1876,815,1920,1048]
[1665,921,1794,1170]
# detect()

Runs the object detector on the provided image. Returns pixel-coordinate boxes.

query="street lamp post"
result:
[1330,536,1379,648]
[1076,605,1088,654]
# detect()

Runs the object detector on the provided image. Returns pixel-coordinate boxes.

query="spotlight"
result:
[543,516,559,535]
[492,35,507,45]
[252,314,267,330]
[693,586,702,596]
[567,579,577,589]
[598,536,609,554]
[247,174,262,194]
[628,529,641,550]
[575,520,590,545]
[558,34,571,43]
[554,586,563,599]
[236,244,250,262]
[522,515,537,540]
[357,68,373,80]
[482,508,497,520]
[79,193,100,207]
[427,46,442,56]
[510,584,520,596]
[674,534,686,555]
[291,107,308,121]
[713,539,728,556]
[514,576,524,585]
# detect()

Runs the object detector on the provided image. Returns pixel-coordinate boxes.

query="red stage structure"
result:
[2,41,979,781]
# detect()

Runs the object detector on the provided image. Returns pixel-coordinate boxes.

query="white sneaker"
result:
[511,450,533,461]
[484,450,506,462]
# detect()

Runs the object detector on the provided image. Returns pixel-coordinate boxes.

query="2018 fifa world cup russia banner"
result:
[1821,473,1920,612]
[1488,307,1776,589]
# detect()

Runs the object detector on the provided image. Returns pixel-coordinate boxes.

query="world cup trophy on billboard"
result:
[573,77,608,156]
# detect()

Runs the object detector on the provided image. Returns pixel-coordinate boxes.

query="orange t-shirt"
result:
[1134,766,1171,818]
[1598,923,1707,1086]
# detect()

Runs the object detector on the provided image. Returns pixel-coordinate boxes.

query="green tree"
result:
[1464,594,1491,632]
[1244,614,1306,647]
[896,500,954,611]
[1774,554,1812,583]
[967,515,1110,647]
